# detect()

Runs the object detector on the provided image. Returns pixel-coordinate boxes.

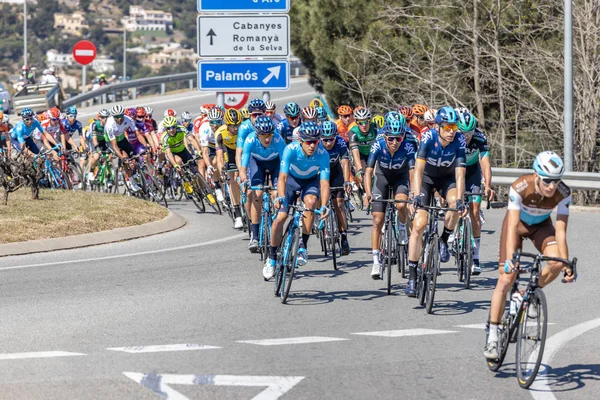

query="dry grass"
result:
[0,189,169,244]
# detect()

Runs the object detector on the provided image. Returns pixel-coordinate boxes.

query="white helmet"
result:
[110,104,125,116]
[180,111,192,120]
[48,67,55,74]
[423,109,436,123]
[144,106,153,115]
[533,151,565,180]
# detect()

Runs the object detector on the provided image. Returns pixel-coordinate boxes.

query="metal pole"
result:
[564,0,573,171]
[23,0,27,66]
[123,28,127,80]
[262,91,270,103]
[82,65,86,93]
[216,92,224,108]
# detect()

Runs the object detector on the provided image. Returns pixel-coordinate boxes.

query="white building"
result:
[122,6,173,32]
[46,49,115,74]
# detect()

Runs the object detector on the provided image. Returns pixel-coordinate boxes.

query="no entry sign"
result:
[72,40,97,66]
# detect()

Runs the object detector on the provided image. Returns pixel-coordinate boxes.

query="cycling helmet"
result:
[199,104,209,116]
[240,107,250,120]
[21,108,34,118]
[144,106,153,116]
[207,107,224,122]
[180,111,192,121]
[164,109,177,117]
[283,102,301,118]
[309,98,323,108]
[224,108,242,126]
[398,106,413,120]
[254,115,275,134]
[47,107,61,119]
[455,107,470,116]
[384,111,406,126]
[337,105,352,116]
[298,121,322,141]
[135,107,146,118]
[353,106,372,120]
[301,106,317,120]
[533,151,565,179]
[386,119,405,136]
[98,109,110,118]
[265,101,276,111]
[247,99,266,114]
[457,112,477,133]
[435,105,458,124]
[37,112,48,122]
[315,106,328,122]
[412,104,428,116]
[321,121,338,137]
[163,116,178,129]
[66,106,77,116]
[373,115,385,129]
[423,109,436,123]
[110,105,125,116]
[124,107,136,118]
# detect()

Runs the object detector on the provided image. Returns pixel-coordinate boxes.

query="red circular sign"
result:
[223,92,249,110]
[72,40,97,66]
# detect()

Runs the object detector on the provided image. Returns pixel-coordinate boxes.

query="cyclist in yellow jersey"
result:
[216,109,244,229]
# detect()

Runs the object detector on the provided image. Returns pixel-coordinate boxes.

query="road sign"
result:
[223,92,250,110]
[198,60,289,91]
[197,15,289,58]
[72,40,97,66]
[198,0,290,13]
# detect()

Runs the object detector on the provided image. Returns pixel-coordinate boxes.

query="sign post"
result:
[72,40,97,95]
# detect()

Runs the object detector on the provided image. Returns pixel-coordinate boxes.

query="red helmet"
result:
[47,107,61,119]
[164,109,177,117]
[399,106,413,120]
[135,106,146,118]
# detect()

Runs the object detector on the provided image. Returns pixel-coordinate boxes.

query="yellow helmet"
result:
[163,116,177,128]
[240,107,250,120]
[372,115,385,129]
[309,98,323,108]
[224,108,242,126]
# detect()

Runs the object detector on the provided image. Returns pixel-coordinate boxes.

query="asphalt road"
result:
[1,84,599,399]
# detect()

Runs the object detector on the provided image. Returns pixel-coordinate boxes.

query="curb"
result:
[0,210,187,258]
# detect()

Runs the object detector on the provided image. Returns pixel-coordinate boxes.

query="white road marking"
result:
[237,336,348,346]
[107,344,220,353]
[529,317,600,400]
[351,329,458,337]
[0,233,247,271]
[0,351,86,360]
[454,323,556,330]
[124,372,304,400]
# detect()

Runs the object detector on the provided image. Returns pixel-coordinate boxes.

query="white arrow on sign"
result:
[262,66,281,85]
[123,372,304,400]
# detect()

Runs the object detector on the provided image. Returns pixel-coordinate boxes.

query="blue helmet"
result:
[248,99,266,114]
[66,106,77,116]
[435,106,458,124]
[315,106,328,122]
[21,108,34,118]
[299,121,322,141]
[283,102,301,118]
[384,111,406,126]
[385,119,405,136]
[321,121,338,137]
[254,115,275,134]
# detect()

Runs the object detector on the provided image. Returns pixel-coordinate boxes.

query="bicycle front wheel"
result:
[282,227,300,304]
[385,221,394,295]
[516,288,548,388]
[463,217,473,289]
[425,234,439,314]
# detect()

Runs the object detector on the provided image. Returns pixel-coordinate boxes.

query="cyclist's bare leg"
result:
[302,194,319,236]
[471,199,482,237]
[490,262,519,324]
[371,211,384,250]
[443,188,459,231]
[334,196,347,231]
[408,209,428,261]
[229,170,240,206]
[270,210,287,249]
[395,193,409,224]
[538,243,567,287]
[250,190,263,225]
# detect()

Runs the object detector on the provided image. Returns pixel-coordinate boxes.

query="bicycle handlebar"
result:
[512,249,578,282]
[249,185,277,191]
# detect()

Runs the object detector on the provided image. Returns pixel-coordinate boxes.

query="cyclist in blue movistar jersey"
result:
[10,108,43,155]
[365,119,416,279]
[236,99,266,169]
[321,121,352,255]
[264,122,331,279]
[277,102,302,144]
[62,106,86,170]
[239,116,286,257]
[406,106,467,297]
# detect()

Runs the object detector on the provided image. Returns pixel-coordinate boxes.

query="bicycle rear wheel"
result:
[190,178,207,213]
[385,221,393,295]
[425,234,439,314]
[281,227,300,304]
[328,214,338,270]
[516,288,548,388]
[463,217,473,289]
[398,244,407,279]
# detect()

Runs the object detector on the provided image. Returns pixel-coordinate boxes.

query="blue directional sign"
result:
[198,0,290,13]
[198,60,290,91]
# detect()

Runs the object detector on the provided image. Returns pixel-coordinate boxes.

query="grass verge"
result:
[0,189,169,244]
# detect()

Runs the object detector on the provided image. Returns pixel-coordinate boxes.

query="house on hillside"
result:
[54,12,89,37]
[122,6,173,32]
[145,45,197,71]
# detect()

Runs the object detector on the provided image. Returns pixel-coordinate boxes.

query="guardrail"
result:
[492,168,600,191]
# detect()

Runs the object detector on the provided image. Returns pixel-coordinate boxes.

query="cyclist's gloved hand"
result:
[456,199,464,213]
[240,179,250,191]
[319,206,329,219]
[504,259,515,274]
[207,165,216,175]
[411,195,422,208]
[356,169,365,179]
[274,196,286,209]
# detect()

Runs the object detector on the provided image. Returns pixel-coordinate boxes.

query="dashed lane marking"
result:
[237,336,349,346]
[351,329,458,337]
[107,344,221,354]
[0,351,86,360]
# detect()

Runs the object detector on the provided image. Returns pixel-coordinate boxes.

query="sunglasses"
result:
[167,126,177,131]
[136,116,145,119]
[416,115,425,121]
[441,123,458,131]
[357,120,370,126]
[259,132,274,136]
[288,116,300,121]
[100,116,108,120]
[322,138,336,144]
[51,118,59,121]
[114,115,124,119]
[67,114,76,118]
[210,121,222,125]
[341,114,351,119]
[386,136,403,143]
[23,117,33,122]
[540,177,560,186]
[303,140,319,145]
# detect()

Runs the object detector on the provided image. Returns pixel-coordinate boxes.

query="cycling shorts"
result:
[372,169,410,213]
[419,173,456,206]
[94,140,109,153]
[13,136,39,155]
[173,148,193,165]
[498,215,556,266]
[329,166,345,199]
[132,141,145,155]
[224,147,237,172]
[280,174,320,214]
[117,139,135,157]
[359,152,369,164]
[466,166,482,203]
[248,157,279,188]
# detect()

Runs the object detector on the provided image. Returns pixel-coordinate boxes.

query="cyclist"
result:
[239,116,286,255]
[124,108,150,156]
[409,104,430,142]
[180,111,194,135]
[265,101,283,125]
[309,98,324,109]
[161,116,203,177]
[348,106,377,184]
[335,105,355,144]
[423,109,437,133]
[10,108,43,156]
[193,105,210,136]
[266,122,331,277]
[105,105,143,191]
[215,108,244,230]
[384,111,419,150]
[145,107,158,133]
[236,99,266,169]
[157,109,178,136]
[42,108,74,155]
[484,151,574,360]
[290,106,317,141]
[200,107,225,202]
[316,106,329,123]
[365,119,416,279]
[62,106,86,170]
[240,107,250,121]
[86,109,111,182]
[458,112,495,275]
[399,105,413,123]
[372,114,385,130]
[406,106,467,297]
[0,112,13,159]
[321,121,352,255]
[277,102,301,144]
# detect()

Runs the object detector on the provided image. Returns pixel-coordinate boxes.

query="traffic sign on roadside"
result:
[197,15,289,58]
[198,60,289,91]
[198,0,290,13]
[72,40,97,66]
[223,92,250,110]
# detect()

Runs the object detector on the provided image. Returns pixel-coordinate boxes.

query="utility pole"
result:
[123,28,127,80]
[564,0,573,171]
[23,0,27,66]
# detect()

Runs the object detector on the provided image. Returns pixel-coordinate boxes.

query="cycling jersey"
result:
[417,129,466,178]
[277,118,300,144]
[241,133,286,167]
[198,121,217,149]
[88,121,108,141]
[367,136,416,175]
[62,119,83,138]
[335,118,354,143]
[270,113,284,126]
[280,142,330,181]
[465,129,489,169]
[324,136,349,171]
[348,123,378,157]
[42,119,67,143]
[236,119,255,148]
[507,174,571,226]
[409,122,429,142]
[161,126,191,154]
[105,116,136,142]
[215,125,237,151]
[193,116,207,135]
[10,120,43,153]
[147,118,158,132]
[0,123,12,142]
